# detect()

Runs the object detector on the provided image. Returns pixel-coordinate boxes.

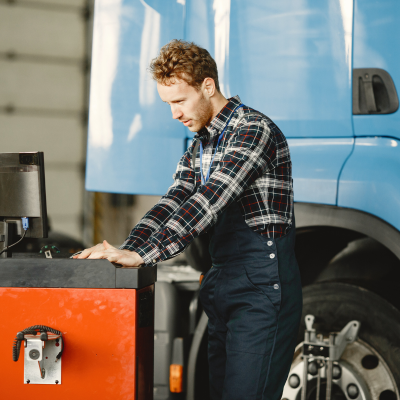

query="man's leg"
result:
[219,266,280,400]
[200,263,299,400]
[199,268,227,400]
[262,258,303,400]
[208,318,228,399]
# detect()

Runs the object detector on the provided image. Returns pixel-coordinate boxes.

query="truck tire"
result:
[295,282,400,399]
[185,234,212,273]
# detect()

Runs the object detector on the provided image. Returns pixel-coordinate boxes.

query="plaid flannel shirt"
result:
[120,95,293,266]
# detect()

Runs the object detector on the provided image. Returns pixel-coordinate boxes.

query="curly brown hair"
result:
[149,39,220,91]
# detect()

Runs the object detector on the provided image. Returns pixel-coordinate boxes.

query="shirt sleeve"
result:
[134,116,277,265]
[119,141,197,251]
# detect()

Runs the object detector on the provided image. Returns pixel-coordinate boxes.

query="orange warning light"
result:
[169,364,183,393]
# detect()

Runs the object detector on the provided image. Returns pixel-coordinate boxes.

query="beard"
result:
[189,94,214,132]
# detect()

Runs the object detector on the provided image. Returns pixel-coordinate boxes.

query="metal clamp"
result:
[301,315,360,400]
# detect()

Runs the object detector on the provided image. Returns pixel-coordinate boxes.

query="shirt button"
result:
[274,284,279,290]
[152,259,157,263]
[267,241,273,246]
[270,253,275,259]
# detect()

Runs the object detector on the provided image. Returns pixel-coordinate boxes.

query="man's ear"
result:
[203,77,216,98]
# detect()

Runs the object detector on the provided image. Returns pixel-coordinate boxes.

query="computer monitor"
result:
[0,152,48,257]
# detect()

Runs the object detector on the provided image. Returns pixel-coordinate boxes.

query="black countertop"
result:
[0,258,156,289]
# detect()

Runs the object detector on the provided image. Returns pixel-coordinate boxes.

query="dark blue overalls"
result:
[199,200,302,400]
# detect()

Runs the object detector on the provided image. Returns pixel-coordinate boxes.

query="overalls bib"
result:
[199,200,302,400]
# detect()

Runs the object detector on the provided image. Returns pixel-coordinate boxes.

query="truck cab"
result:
[86,1,400,399]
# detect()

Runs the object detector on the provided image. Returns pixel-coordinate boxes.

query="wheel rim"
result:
[282,339,399,400]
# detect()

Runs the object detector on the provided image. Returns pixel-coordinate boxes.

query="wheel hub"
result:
[282,333,398,400]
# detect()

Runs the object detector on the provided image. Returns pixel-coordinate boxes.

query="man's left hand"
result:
[87,240,145,268]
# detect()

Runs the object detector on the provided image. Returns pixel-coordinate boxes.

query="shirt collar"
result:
[196,95,242,142]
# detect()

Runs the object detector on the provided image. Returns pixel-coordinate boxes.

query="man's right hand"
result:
[73,242,107,259]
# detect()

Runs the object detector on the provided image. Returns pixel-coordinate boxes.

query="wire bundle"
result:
[12,325,64,362]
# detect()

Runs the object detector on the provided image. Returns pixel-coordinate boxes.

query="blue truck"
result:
[85,1,400,399]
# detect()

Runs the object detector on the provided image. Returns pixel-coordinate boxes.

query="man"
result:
[76,39,302,400]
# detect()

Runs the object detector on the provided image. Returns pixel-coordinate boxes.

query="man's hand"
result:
[73,240,145,268]
[73,241,107,259]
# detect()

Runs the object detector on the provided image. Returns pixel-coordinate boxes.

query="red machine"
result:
[0,258,156,399]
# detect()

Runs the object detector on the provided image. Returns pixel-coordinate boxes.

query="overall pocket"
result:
[244,261,281,312]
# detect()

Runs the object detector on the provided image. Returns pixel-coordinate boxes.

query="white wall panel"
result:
[0,61,84,110]
[45,168,84,217]
[1,115,85,164]
[51,216,82,241]
[0,1,91,242]
[0,5,85,58]
[22,0,86,7]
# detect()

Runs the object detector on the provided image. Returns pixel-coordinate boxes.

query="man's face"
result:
[157,79,213,132]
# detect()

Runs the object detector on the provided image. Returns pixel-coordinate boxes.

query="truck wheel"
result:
[282,282,400,400]
[185,234,212,273]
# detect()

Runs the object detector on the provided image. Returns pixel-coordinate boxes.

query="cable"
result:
[0,217,29,256]
[12,325,64,362]
[0,229,27,256]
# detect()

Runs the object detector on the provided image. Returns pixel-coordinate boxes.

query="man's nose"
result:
[171,106,183,120]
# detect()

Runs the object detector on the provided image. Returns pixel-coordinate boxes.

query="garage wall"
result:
[0,0,92,241]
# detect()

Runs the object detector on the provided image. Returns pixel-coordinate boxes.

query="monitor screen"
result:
[0,152,48,252]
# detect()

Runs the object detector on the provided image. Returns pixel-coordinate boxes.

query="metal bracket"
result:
[305,314,315,331]
[301,315,361,400]
[24,337,62,384]
[330,320,360,361]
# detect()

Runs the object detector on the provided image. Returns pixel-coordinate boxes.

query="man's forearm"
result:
[120,147,196,251]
